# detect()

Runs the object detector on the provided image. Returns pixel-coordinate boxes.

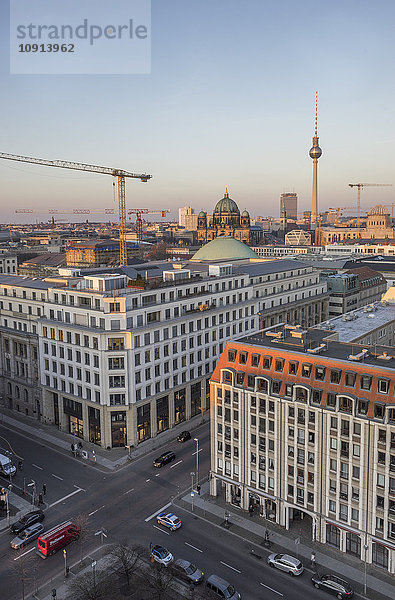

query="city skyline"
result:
[1,1,395,222]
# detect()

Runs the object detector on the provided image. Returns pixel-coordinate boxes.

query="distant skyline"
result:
[1,0,395,223]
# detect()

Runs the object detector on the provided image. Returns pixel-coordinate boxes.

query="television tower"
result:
[309,92,322,225]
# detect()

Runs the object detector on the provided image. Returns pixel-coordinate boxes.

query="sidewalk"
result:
[0,408,208,472]
[175,483,394,600]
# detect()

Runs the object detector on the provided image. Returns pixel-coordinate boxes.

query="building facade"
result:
[0,255,17,275]
[280,193,298,220]
[210,326,395,572]
[197,189,257,244]
[179,206,194,228]
[0,249,327,450]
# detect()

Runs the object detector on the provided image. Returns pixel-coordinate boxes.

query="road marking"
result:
[88,505,105,516]
[155,473,160,477]
[192,449,203,456]
[146,478,151,482]
[74,485,86,491]
[260,583,283,596]
[170,460,182,469]
[48,487,83,508]
[220,561,241,573]
[14,547,35,560]
[185,542,203,553]
[145,502,172,522]
[153,525,170,535]
[32,463,43,470]
[52,474,63,481]
[123,488,134,495]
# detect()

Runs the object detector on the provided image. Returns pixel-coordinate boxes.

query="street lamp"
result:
[364,543,368,596]
[27,480,36,507]
[190,472,195,494]
[194,438,199,486]
[63,549,67,577]
[92,560,97,588]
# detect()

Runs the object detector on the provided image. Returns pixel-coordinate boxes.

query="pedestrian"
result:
[38,492,43,505]
[249,503,254,517]
[311,552,316,569]
[196,484,201,495]
[42,483,46,496]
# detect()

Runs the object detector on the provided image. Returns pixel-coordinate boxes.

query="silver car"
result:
[10,522,44,549]
[267,553,304,576]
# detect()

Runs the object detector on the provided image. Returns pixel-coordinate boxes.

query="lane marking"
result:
[145,502,172,522]
[14,547,35,560]
[192,449,203,456]
[88,505,105,516]
[260,583,283,597]
[146,478,151,482]
[170,460,182,469]
[123,488,134,495]
[220,561,241,573]
[74,485,86,491]
[155,473,160,477]
[185,542,203,553]
[32,463,43,470]
[51,474,63,481]
[48,487,83,508]
[153,525,170,535]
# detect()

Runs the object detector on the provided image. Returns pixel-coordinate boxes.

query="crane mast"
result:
[348,183,392,238]
[0,151,152,266]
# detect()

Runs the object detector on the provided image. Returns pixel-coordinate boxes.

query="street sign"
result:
[295,537,300,545]
[92,560,97,567]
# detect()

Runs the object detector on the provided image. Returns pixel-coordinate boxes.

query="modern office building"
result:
[179,206,194,228]
[210,324,395,572]
[280,193,298,220]
[0,237,328,450]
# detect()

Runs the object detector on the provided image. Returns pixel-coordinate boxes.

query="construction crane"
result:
[0,151,152,265]
[348,183,392,238]
[15,207,170,243]
[127,209,170,241]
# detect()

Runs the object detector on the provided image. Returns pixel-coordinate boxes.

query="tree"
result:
[74,512,91,564]
[143,563,175,600]
[110,541,144,589]
[11,548,33,600]
[67,570,114,600]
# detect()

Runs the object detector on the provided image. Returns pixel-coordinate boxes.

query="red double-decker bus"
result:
[37,520,80,558]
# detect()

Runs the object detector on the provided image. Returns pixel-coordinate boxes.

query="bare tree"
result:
[74,512,91,564]
[11,547,34,600]
[67,570,114,600]
[143,563,175,600]
[110,541,144,589]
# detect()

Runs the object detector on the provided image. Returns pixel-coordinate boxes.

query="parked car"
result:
[177,431,191,443]
[10,522,44,549]
[0,453,17,478]
[267,553,304,576]
[37,520,80,558]
[156,512,182,531]
[10,510,45,535]
[206,574,241,599]
[311,574,353,599]
[150,544,174,567]
[172,559,204,584]
[153,451,176,468]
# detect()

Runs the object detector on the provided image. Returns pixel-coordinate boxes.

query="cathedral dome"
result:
[191,236,258,262]
[198,210,206,218]
[214,188,240,215]
[241,210,250,218]
[368,205,390,216]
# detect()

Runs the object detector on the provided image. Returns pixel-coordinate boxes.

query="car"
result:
[150,544,174,567]
[311,574,353,599]
[267,553,304,576]
[177,431,191,443]
[10,510,45,535]
[156,512,182,531]
[10,522,44,549]
[172,559,204,585]
[206,574,241,599]
[153,451,176,467]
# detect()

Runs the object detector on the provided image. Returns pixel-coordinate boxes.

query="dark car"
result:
[10,509,45,535]
[172,559,204,584]
[311,574,353,599]
[153,451,176,468]
[177,431,191,443]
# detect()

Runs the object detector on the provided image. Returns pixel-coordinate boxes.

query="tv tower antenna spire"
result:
[309,91,322,225]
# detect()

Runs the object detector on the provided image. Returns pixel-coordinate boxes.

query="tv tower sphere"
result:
[309,145,322,159]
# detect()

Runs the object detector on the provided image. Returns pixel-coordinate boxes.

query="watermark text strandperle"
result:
[16,19,148,46]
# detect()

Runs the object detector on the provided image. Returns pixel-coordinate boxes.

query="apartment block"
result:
[210,326,395,572]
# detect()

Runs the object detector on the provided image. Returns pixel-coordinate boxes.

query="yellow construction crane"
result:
[0,151,152,266]
[348,183,392,238]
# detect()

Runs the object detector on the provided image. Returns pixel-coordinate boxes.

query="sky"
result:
[1,0,395,223]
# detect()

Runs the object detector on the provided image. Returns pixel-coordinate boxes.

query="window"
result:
[239,352,248,365]
[288,361,298,375]
[374,404,385,420]
[327,393,336,408]
[330,369,341,384]
[360,375,372,391]
[251,354,260,367]
[228,349,237,362]
[262,356,272,369]
[377,473,385,487]
[339,396,352,414]
[301,363,312,378]
[378,379,389,394]
[345,372,356,387]
[315,366,326,381]
[274,359,284,372]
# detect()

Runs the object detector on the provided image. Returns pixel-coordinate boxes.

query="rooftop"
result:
[316,301,395,342]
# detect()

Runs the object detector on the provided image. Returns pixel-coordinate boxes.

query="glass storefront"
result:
[191,383,201,418]
[111,411,126,447]
[372,542,389,569]
[137,403,151,442]
[326,523,340,548]
[174,389,186,424]
[69,415,83,438]
[88,406,101,445]
[156,396,169,434]
[346,532,361,557]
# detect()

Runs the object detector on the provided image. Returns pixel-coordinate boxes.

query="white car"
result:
[156,512,182,531]
[150,544,174,567]
[267,553,304,576]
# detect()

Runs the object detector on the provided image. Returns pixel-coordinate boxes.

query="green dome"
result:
[214,188,240,215]
[191,236,258,262]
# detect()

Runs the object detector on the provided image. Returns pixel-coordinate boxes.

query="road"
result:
[0,423,359,600]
